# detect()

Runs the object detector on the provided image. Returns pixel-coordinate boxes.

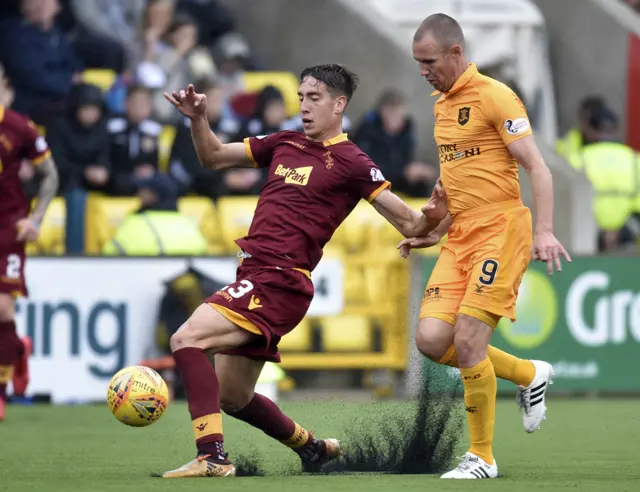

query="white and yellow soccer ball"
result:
[107,365,169,427]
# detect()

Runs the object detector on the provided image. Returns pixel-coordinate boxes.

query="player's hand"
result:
[532,231,572,275]
[397,232,442,258]
[163,84,207,119]
[16,218,39,243]
[421,178,448,222]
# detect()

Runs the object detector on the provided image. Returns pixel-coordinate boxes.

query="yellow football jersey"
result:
[433,63,532,217]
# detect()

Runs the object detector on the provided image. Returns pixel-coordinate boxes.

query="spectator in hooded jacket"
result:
[216,85,289,197]
[103,173,207,256]
[0,0,82,123]
[234,85,288,141]
[169,79,239,199]
[47,83,110,193]
[353,89,437,197]
[107,85,161,196]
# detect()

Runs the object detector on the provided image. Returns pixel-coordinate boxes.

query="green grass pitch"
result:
[1,398,639,491]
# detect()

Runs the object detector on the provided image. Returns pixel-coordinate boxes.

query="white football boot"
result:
[516,360,555,433]
[440,452,498,479]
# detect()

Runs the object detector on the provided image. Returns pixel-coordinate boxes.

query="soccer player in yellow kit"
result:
[401,14,572,479]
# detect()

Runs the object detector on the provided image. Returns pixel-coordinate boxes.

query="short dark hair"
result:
[127,84,151,99]
[580,95,606,113]
[299,64,359,102]
[377,89,407,110]
[195,78,218,94]
[414,13,465,50]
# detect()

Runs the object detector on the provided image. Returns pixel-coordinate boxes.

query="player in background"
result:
[161,65,442,478]
[398,15,572,479]
[0,65,59,421]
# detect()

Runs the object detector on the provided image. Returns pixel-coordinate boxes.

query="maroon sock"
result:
[226,393,314,452]
[173,347,226,461]
[0,320,21,365]
[0,321,20,401]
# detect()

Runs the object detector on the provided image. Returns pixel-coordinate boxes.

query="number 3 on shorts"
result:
[223,279,255,299]
[478,259,499,286]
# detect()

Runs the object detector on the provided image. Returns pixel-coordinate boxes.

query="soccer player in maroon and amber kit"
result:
[162,64,447,478]
[0,68,59,421]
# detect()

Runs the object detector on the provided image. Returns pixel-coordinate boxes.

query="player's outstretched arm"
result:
[17,156,59,242]
[397,214,452,258]
[164,85,252,170]
[508,135,572,274]
[371,188,446,239]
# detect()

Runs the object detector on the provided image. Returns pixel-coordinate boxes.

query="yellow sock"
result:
[437,345,534,387]
[0,365,13,384]
[487,346,535,387]
[460,357,496,465]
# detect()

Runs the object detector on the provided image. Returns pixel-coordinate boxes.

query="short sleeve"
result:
[244,133,281,168]
[21,119,51,165]
[351,153,391,202]
[485,85,533,145]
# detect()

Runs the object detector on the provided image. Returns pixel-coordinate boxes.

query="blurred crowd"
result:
[555,97,640,254]
[0,0,437,215]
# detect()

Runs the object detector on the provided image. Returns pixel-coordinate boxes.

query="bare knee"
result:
[415,317,454,362]
[453,314,492,366]
[0,294,15,322]
[170,319,199,352]
[216,354,263,413]
[220,386,255,414]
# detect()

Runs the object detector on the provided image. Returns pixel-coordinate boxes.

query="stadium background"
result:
[0,0,640,492]
[1,0,639,402]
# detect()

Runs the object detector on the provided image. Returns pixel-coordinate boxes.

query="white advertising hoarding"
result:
[13,257,343,403]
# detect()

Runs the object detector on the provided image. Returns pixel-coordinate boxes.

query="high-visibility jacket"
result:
[103,211,208,256]
[580,142,640,231]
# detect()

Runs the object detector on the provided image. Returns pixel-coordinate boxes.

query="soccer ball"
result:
[107,365,169,427]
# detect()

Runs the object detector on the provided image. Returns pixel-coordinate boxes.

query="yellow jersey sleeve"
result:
[483,84,533,146]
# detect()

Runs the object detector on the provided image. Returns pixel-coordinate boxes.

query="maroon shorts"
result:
[206,263,314,362]
[0,240,27,298]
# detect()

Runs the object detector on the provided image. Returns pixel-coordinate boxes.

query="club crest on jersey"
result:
[275,164,312,186]
[458,107,471,126]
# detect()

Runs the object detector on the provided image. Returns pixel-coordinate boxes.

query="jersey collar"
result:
[430,63,478,97]
[322,133,349,146]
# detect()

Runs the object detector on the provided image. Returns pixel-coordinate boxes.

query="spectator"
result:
[47,83,110,193]
[213,32,251,102]
[102,173,208,256]
[578,107,640,253]
[146,12,217,123]
[107,85,161,196]
[132,0,176,77]
[214,85,290,197]
[169,80,239,199]
[176,0,234,49]
[69,0,146,71]
[354,89,436,197]
[0,0,82,123]
[556,95,607,166]
[234,85,288,140]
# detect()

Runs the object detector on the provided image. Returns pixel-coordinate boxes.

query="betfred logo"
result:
[275,164,312,186]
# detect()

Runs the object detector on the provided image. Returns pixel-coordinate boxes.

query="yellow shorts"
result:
[419,200,532,328]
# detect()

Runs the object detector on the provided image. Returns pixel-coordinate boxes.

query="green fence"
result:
[420,257,640,393]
